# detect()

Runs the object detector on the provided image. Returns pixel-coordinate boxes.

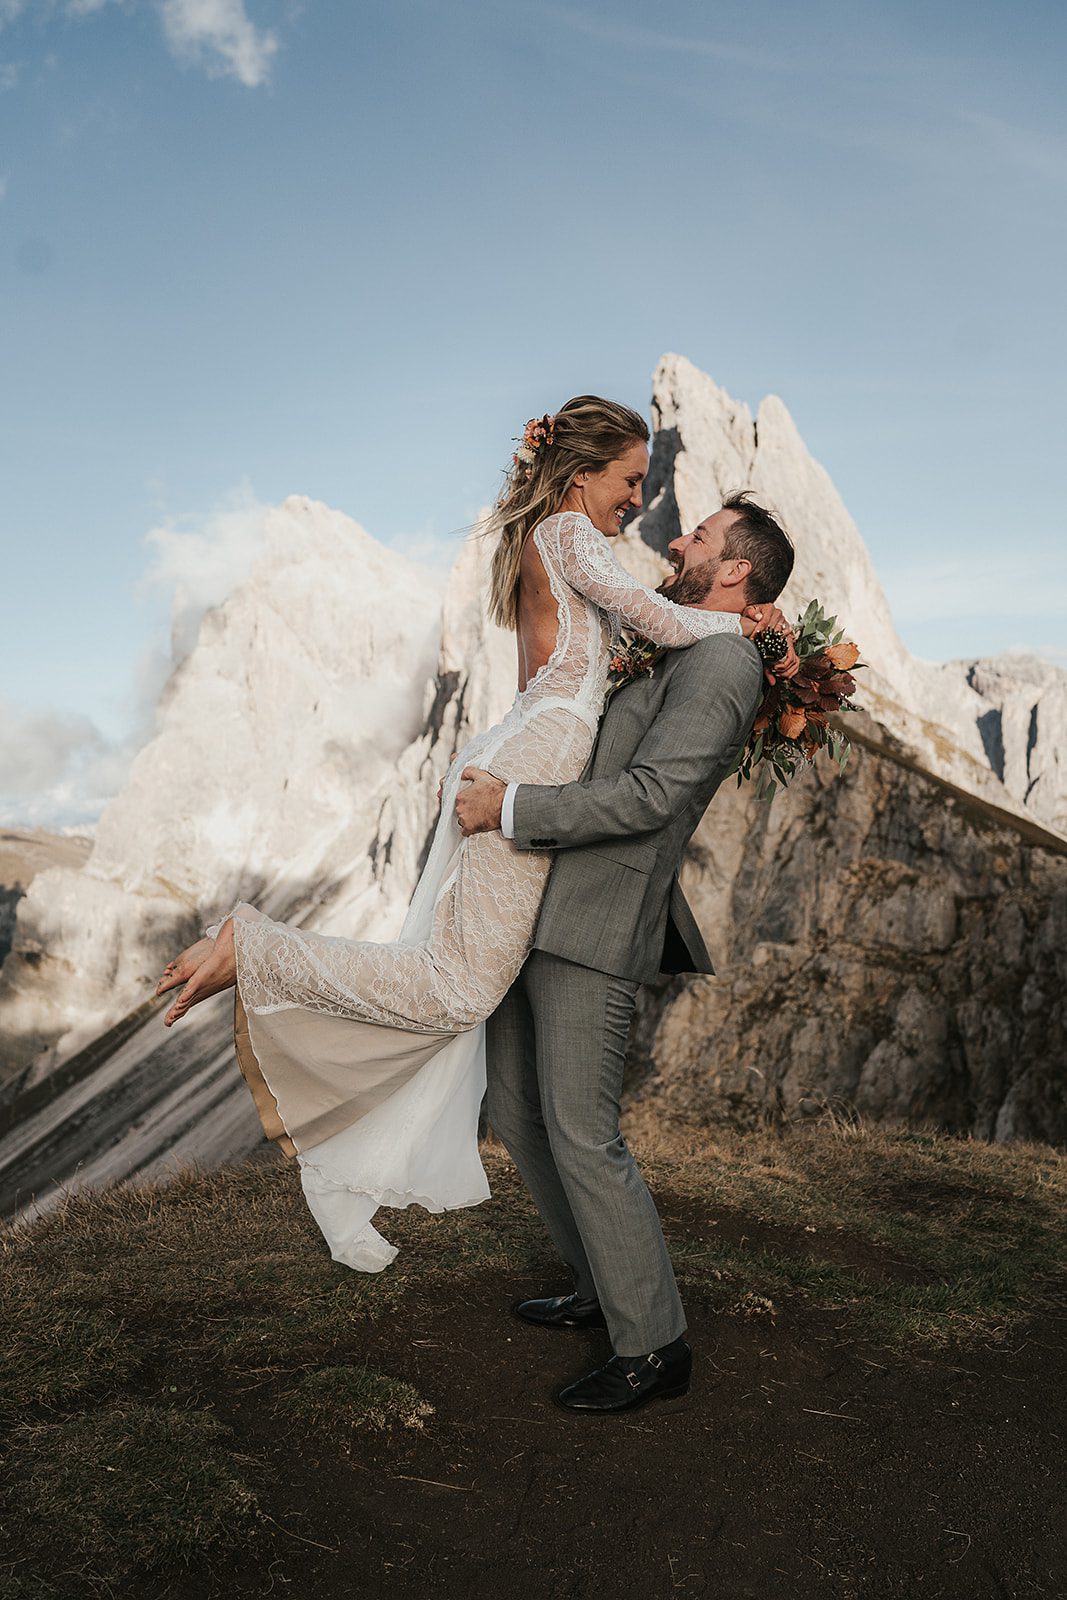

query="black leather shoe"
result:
[554,1342,692,1414]
[511,1293,608,1330]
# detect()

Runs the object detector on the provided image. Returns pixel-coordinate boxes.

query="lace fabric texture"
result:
[210,511,742,1045]
[541,511,743,652]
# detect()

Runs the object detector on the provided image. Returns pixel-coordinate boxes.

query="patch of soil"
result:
[660,1191,942,1285]
[135,1256,1065,1600]
[869,1176,1024,1213]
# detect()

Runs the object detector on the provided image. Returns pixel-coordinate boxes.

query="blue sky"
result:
[2,0,1065,823]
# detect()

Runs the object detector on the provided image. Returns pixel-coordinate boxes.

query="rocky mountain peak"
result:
[630,353,1066,834]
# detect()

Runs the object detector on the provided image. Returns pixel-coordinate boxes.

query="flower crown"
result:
[511,413,556,481]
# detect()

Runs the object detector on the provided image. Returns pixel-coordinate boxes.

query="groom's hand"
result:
[455,768,506,835]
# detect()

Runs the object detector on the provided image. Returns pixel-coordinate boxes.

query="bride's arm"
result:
[540,511,743,647]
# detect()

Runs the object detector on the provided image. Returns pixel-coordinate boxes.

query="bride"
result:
[156,395,784,1271]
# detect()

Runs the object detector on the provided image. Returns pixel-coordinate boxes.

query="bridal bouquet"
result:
[734,600,863,801]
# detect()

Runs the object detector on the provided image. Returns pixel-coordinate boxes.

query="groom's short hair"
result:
[720,492,794,603]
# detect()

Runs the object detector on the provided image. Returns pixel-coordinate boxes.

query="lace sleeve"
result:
[539,512,743,647]
[202,899,265,940]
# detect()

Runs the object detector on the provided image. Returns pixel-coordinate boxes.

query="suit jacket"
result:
[510,630,764,984]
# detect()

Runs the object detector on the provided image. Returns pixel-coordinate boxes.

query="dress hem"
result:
[298,1173,492,1215]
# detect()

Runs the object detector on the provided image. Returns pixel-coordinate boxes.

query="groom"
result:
[455,491,796,1415]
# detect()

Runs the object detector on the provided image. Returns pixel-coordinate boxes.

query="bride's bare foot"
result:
[155,936,216,998]
[163,919,238,1027]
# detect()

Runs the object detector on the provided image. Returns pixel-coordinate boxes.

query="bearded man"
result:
[456,492,797,1415]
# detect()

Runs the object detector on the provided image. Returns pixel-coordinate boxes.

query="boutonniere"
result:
[608,634,663,696]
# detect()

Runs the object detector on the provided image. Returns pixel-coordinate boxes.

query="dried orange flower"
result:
[732,600,863,802]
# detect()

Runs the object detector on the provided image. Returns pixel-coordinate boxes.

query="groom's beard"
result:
[657,554,721,607]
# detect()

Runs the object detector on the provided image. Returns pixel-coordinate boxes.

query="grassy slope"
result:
[2,1117,1064,1599]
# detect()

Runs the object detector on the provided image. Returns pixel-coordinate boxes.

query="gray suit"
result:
[486,630,764,1355]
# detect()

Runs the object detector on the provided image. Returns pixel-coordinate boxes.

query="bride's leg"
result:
[155,936,216,998]
[162,825,551,1034]
[163,918,238,1027]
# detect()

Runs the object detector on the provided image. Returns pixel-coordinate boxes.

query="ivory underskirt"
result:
[221,696,587,1273]
[233,991,491,1271]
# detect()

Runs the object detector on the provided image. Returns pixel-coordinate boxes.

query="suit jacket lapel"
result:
[591,660,672,775]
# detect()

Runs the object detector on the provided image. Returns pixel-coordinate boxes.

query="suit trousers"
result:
[486,950,686,1355]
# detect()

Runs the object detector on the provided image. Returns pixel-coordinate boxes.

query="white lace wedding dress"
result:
[206,511,741,1270]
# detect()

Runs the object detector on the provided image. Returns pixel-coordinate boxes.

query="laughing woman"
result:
[156,395,783,1271]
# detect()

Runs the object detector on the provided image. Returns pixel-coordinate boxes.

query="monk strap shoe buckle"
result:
[626,1354,661,1388]
[555,1341,693,1414]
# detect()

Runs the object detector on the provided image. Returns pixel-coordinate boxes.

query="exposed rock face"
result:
[0,514,513,1215]
[631,714,1066,1144]
[955,654,1067,836]
[1,358,1063,1215]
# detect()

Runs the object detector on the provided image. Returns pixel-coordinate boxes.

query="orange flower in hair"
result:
[511,413,557,480]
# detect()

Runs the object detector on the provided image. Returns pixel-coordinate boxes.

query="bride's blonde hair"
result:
[486,395,650,629]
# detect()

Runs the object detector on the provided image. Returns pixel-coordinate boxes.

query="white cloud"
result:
[382,521,465,578]
[0,697,136,828]
[138,481,271,663]
[159,0,277,87]
[1,0,278,88]
[536,1,803,73]
[959,110,1067,189]
[0,483,271,829]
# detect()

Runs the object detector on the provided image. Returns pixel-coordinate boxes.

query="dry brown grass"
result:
[624,1105,1067,1345]
[284,1365,434,1440]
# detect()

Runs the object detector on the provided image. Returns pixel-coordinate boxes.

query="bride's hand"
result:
[741,601,790,637]
[742,603,800,681]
